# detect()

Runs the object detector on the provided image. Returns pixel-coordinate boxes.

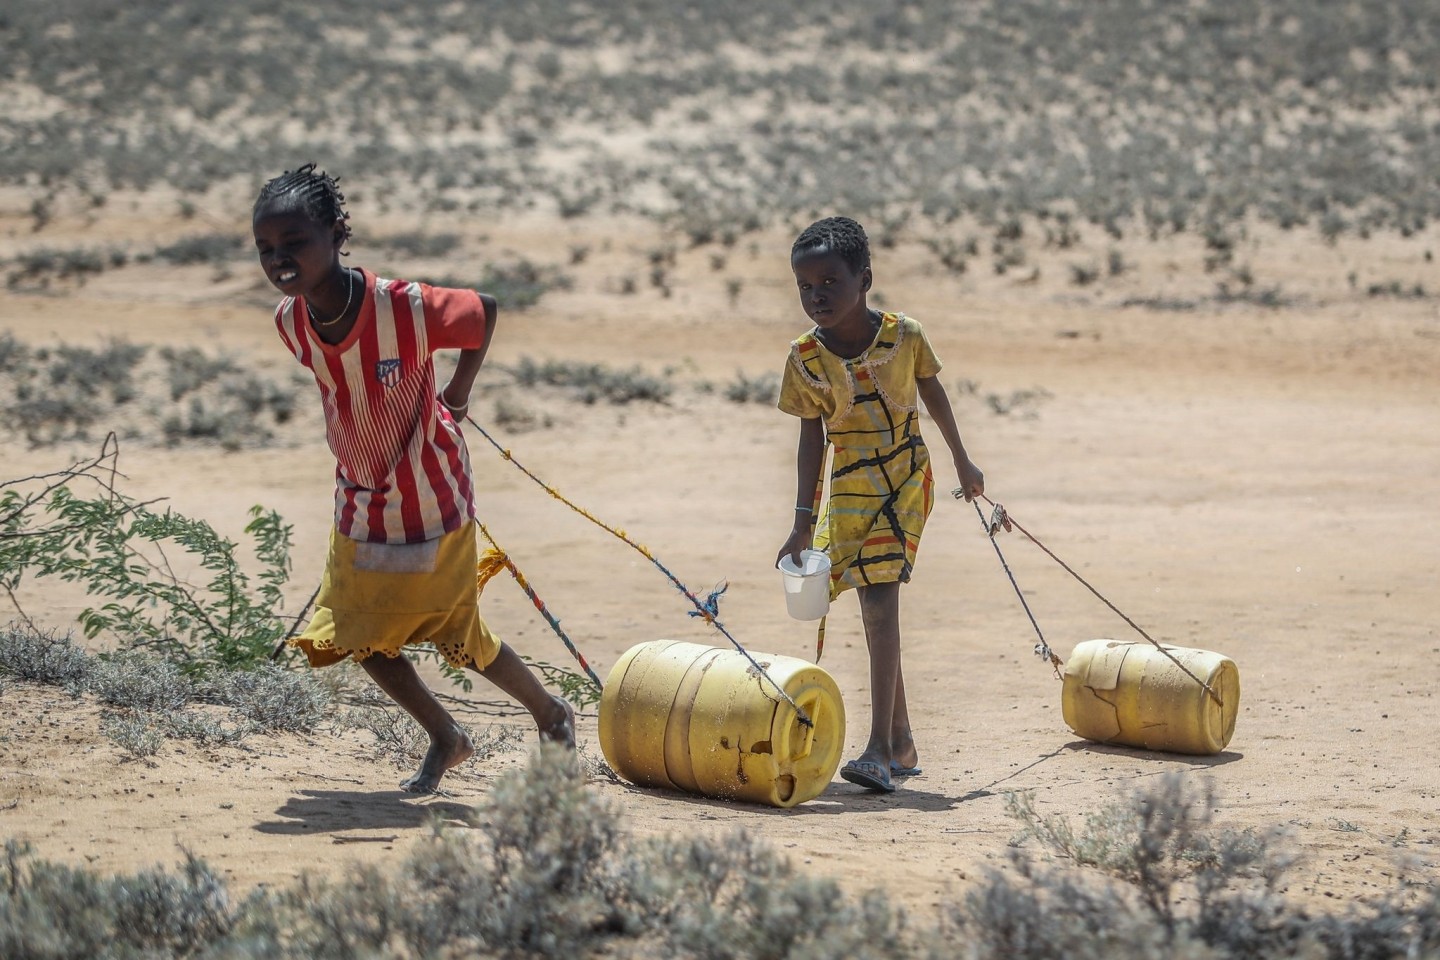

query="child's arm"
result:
[775,416,826,566]
[439,293,499,418]
[917,375,986,501]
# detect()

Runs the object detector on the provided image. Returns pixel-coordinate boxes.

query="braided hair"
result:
[253,163,352,247]
[791,216,870,274]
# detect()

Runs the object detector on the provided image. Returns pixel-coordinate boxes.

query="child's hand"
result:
[438,386,469,420]
[953,457,985,502]
[775,525,810,568]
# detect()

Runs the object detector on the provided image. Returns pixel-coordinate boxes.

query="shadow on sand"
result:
[1059,739,1245,767]
[604,776,978,816]
[254,788,477,837]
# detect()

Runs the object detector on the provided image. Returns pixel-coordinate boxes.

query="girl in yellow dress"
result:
[776,216,987,794]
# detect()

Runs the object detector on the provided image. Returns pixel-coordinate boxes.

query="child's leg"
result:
[360,652,475,793]
[891,663,919,773]
[856,581,918,771]
[468,641,575,748]
[855,581,903,769]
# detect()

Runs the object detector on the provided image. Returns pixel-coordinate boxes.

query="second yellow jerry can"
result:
[1061,638,1240,755]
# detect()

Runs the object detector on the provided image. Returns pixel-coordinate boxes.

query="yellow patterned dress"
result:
[778,312,943,598]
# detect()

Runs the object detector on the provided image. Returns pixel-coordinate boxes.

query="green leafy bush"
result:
[524,655,602,710]
[2,456,296,676]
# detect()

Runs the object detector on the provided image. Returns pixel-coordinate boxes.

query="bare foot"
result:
[538,696,575,749]
[400,723,475,793]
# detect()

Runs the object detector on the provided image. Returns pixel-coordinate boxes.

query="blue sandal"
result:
[840,759,895,793]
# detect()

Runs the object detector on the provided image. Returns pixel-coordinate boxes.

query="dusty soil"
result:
[1,194,1437,911]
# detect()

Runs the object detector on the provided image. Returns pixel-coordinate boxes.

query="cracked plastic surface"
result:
[1061,638,1240,755]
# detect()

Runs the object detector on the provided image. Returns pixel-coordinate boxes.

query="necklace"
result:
[307,268,355,328]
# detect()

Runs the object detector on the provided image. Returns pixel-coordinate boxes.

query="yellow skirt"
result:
[288,520,500,670]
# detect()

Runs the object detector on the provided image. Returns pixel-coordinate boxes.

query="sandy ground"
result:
[1,199,1437,911]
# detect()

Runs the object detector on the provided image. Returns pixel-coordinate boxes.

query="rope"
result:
[269,583,320,661]
[808,441,830,662]
[463,416,813,728]
[968,500,1064,678]
[474,519,604,692]
[962,492,1224,707]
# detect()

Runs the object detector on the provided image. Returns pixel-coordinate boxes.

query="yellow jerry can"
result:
[598,639,845,808]
[1061,638,1240,755]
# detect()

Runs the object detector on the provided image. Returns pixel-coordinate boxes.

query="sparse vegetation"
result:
[88,649,194,711]
[5,246,109,290]
[0,624,91,689]
[723,370,780,405]
[1,443,299,676]
[523,655,602,710]
[3,1,1437,259]
[982,387,1054,419]
[152,233,245,267]
[201,662,331,732]
[1366,280,1430,299]
[508,356,673,405]
[964,773,1440,960]
[1,6,1436,955]
[0,337,303,449]
[377,230,462,260]
[492,396,549,432]
[0,623,331,757]
[99,711,167,759]
[429,260,571,311]
[0,760,1434,957]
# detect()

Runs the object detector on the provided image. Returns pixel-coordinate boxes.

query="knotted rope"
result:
[966,498,1064,678]
[959,491,1224,706]
[464,416,813,727]
[474,519,604,692]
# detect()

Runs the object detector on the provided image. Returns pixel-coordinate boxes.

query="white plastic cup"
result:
[777,549,832,621]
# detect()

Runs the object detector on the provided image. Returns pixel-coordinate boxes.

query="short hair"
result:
[791,216,870,274]
[253,163,352,246]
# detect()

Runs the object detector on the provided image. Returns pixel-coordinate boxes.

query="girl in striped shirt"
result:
[253,164,574,793]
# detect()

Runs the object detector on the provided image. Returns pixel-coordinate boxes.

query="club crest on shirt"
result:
[375,359,402,389]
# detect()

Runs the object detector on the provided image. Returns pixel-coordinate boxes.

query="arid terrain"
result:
[2,193,1437,915]
[1,2,1438,949]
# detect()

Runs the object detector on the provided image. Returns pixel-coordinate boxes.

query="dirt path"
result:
[2,213,1437,910]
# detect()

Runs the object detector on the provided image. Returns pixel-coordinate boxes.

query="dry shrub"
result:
[199,663,330,733]
[0,624,91,689]
[0,841,236,958]
[0,728,1435,957]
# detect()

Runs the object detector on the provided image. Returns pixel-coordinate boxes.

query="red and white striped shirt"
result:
[275,269,486,544]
